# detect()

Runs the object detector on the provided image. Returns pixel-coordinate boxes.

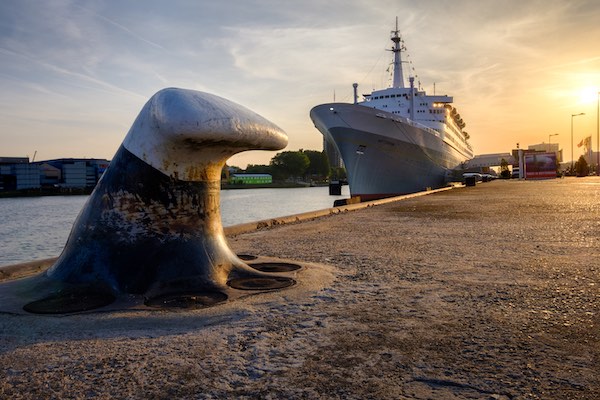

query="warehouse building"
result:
[228,173,272,185]
[0,157,110,192]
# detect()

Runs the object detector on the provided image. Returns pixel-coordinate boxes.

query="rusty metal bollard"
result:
[11,88,295,313]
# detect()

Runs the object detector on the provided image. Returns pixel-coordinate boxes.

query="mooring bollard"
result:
[329,180,342,196]
[0,88,300,314]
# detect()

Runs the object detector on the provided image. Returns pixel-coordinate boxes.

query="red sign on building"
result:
[524,152,557,179]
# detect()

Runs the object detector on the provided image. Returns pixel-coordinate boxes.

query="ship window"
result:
[391,94,396,98]
[385,95,389,98]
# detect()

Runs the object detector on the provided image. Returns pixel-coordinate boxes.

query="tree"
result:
[330,167,347,180]
[303,150,330,179]
[270,151,310,180]
[575,155,589,177]
[245,164,272,174]
[221,164,241,180]
[499,158,510,179]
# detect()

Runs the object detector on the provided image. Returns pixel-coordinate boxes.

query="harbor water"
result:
[0,185,349,266]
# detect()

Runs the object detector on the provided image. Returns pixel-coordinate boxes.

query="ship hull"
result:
[311,103,470,200]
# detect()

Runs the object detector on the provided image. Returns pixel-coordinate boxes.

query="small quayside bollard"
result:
[0,88,302,314]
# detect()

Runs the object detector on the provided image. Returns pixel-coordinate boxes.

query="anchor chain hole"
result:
[145,291,228,309]
[228,277,296,290]
[23,287,116,314]
[248,262,302,273]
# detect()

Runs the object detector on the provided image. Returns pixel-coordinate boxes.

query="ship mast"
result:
[390,17,405,89]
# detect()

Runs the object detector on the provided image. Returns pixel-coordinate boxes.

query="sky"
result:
[1,0,599,168]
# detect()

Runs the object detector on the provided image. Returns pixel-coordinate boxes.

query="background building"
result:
[0,157,39,191]
[584,150,599,169]
[0,157,110,193]
[464,153,515,170]
[527,142,562,163]
[228,173,272,185]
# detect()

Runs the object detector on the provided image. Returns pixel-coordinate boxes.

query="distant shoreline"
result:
[222,181,326,190]
[0,182,328,198]
[0,187,94,198]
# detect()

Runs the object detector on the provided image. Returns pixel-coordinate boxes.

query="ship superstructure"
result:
[311,20,473,200]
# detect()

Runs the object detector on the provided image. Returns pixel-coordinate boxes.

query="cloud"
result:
[72,4,166,51]
[0,0,599,163]
[224,25,368,82]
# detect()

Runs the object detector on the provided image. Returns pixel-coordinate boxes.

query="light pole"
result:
[571,112,585,171]
[597,92,599,175]
[548,133,558,145]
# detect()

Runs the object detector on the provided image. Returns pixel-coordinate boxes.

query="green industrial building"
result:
[228,173,272,185]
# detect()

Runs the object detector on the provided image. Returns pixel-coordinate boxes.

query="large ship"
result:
[310,21,473,201]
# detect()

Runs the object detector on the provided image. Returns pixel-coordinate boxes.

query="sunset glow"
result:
[578,86,600,105]
[0,1,599,167]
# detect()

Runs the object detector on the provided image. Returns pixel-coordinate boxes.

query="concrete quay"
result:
[1,177,599,399]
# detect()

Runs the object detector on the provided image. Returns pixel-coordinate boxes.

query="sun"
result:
[578,86,599,104]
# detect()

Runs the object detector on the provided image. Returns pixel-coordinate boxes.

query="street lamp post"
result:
[571,112,585,171]
[597,92,599,175]
[548,133,558,145]
[548,133,559,175]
